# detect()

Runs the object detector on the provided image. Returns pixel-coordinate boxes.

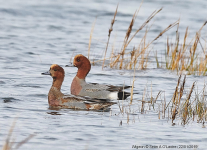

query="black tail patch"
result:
[118,91,131,100]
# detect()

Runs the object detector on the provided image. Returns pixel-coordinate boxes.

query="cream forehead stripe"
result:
[74,54,84,59]
[51,64,59,68]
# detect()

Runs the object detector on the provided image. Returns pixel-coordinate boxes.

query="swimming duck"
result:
[42,64,115,110]
[67,54,131,100]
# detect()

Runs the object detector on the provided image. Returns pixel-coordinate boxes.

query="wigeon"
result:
[42,64,115,110]
[67,54,131,100]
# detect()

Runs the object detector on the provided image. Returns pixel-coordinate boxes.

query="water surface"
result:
[0,0,207,149]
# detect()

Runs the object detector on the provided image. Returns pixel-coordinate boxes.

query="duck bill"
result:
[41,71,51,75]
[65,62,75,67]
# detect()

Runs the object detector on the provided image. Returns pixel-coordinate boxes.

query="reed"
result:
[165,21,207,75]
[88,18,96,59]
[162,75,207,126]
[90,5,180,71]
[130,69,136,104]
[108,10,179,70]
[141,87,146,114]
[102,4,118,69]
[181,82,194,125]
[2,120,35,150]
[86,5,207,126]
[193,84,207,124]
[125,19,177,70]
[113,75,206,126]
[88,5,206,76]
[118,9,138,69]
[109,7,162,69]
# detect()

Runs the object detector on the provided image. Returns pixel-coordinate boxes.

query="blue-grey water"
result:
[1,0,207,150]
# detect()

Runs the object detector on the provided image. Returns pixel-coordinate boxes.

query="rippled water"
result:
[1,0,207,150]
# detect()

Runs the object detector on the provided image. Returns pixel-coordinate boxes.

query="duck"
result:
[41,64,116,110]
[67,54,131,100]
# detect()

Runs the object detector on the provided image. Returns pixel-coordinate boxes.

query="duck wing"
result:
[62,94,116,110]
[89,83,131,92]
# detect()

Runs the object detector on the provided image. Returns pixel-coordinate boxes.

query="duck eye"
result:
[54,69,57,71]
[77,58,80,62]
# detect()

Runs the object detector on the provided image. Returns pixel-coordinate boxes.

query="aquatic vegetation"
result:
[164,75,207,126]
[114,75,206,127]
[88,4,207,76]
[2,120,34,150]
[86,5,207,126]
[89,3,179,70]
[164,21,207,75]
[106,7,179,70]
[74,2,207,127]
[102,4,118,69]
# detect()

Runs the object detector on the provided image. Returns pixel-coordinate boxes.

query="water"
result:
[0,0,207,149]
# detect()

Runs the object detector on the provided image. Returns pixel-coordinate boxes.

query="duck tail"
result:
[118,91,139,100]
[118,91,131,100]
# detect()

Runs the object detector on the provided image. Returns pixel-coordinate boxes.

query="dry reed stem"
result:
[198,32,205,54]
[88,18,96,59]
[171,75,182,124]
[2,120,16,150]
[127,8,163,47]
[14,134,35,149]
[179,75,186,103]
[141,87,146,114]
[2,119,35,150]
[117,100,123,115]
[96,6,178,71]
[165,21,207,75]
[102,4,118,69]
[173,75,181,104]
[119,10,138,69]
[115,19,178,70]
[139,49,150,69]
[110,7,162,68]
[172,107,177,124]
[154,91,162,103]
[121,0,144,51]
[165,75,181,111]
[163,92,166,119]
[182,83,207,123]
[168,27,189,71]
[182,82,195,125]
[110,34,117,67]
[128,37,146,70]
[153,20,180,42]
[130,69,136,104]
[155,51,160,68]
[150,82,153,104]
[120,26,151,70]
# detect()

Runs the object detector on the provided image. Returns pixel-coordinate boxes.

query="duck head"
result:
[42,64,65,89]
[73,54,91,79]
[42,64,64,79]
